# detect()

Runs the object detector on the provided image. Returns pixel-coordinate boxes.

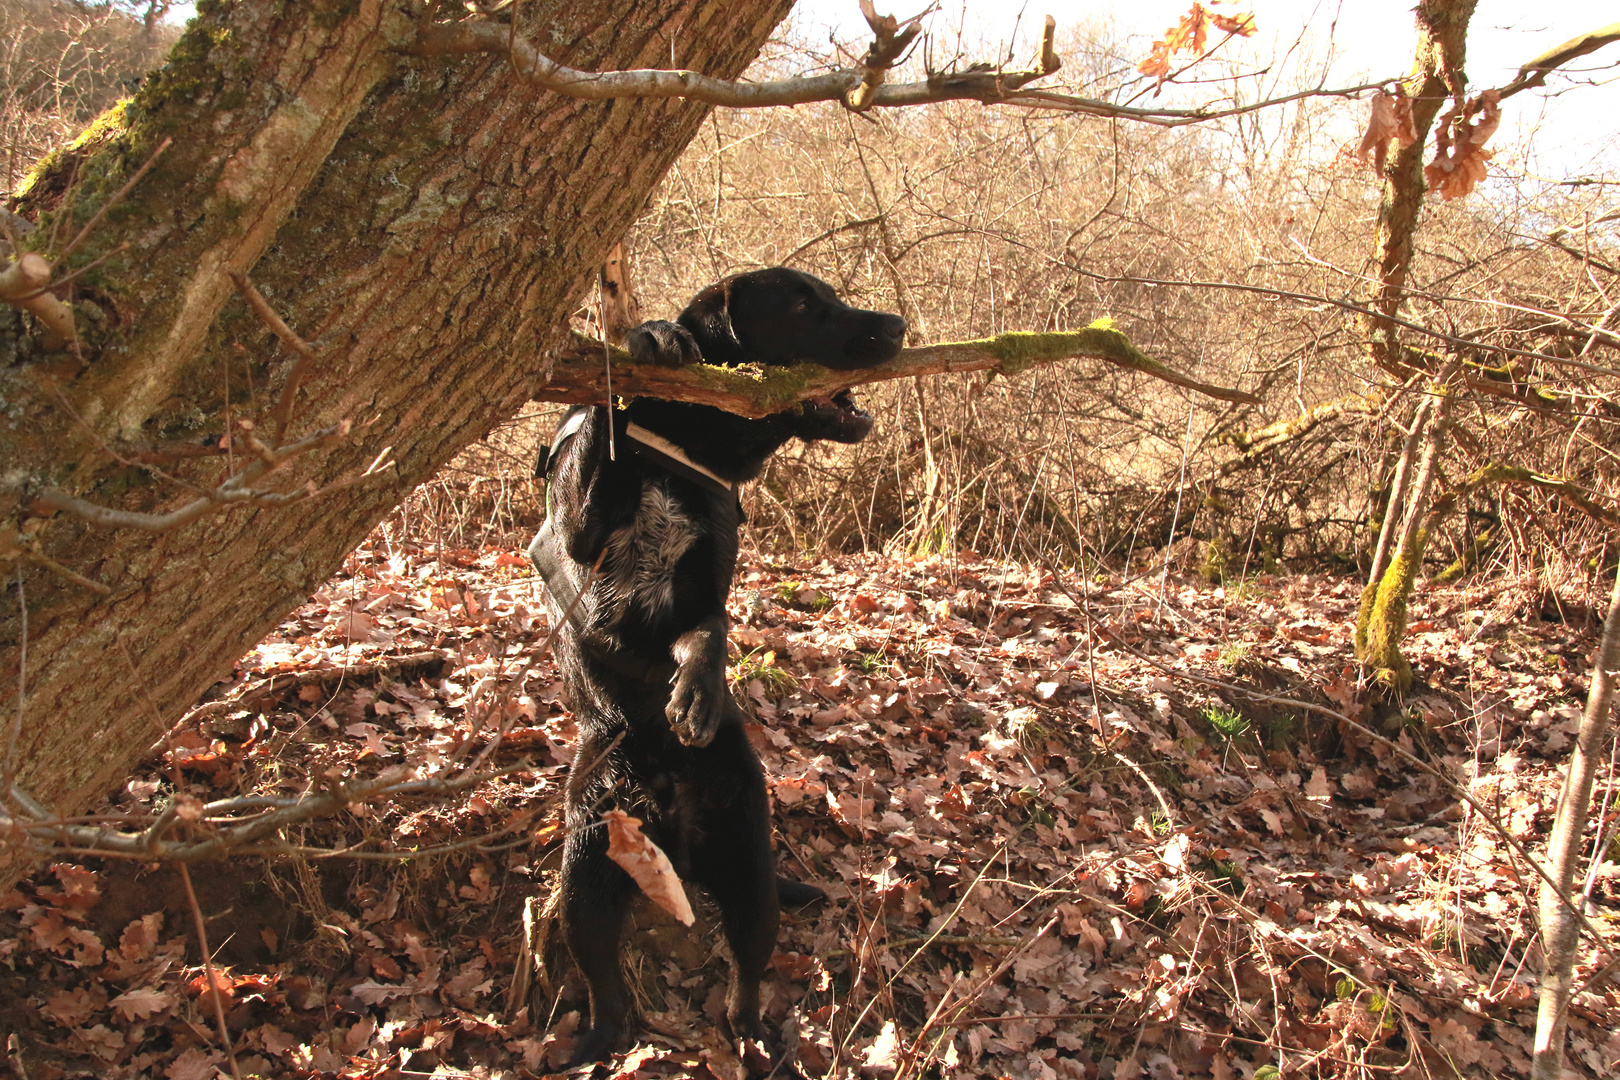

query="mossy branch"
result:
[1433,462,1620,529]
[1224,393,1376,460]
[536,320,1257,417]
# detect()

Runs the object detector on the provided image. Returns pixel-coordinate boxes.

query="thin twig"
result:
[59,136,171,264]
[178,863,245,1080]
[35,421,352,533]
[228,271,319,446]
[2,570,24,804]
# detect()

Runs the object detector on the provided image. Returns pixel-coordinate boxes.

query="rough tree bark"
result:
[0,0,793,889]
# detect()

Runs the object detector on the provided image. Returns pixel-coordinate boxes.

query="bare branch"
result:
[0,526,111,594]
[229,270,319,445]
[32,421,351,533]
[847,2,930,111]
[1497,22,1620,101]
[408,17,1379,127]
[534,324,1258,417]
[0,253,75,351]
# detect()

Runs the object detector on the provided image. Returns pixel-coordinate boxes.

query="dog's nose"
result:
[878,314,907,344]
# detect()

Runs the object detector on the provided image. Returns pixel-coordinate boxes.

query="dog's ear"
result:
[676,278,744,366]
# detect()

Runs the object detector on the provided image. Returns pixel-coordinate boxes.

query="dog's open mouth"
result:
[800,388,873,443]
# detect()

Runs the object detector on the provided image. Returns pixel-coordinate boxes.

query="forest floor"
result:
[3,530,1618,1080]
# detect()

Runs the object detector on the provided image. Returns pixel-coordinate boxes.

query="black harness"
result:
[529,407,742,685]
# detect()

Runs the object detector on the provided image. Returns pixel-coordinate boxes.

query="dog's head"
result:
[677,268,906,443]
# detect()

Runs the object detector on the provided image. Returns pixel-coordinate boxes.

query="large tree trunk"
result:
[0,0,791,888]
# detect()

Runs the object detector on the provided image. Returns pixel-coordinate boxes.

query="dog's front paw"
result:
[666,665,726,746]
[627,320,702,367]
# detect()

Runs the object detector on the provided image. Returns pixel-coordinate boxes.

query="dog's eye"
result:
[793,299,812,315]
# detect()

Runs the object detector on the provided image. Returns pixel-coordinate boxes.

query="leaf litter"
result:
[1,527,1618,1078]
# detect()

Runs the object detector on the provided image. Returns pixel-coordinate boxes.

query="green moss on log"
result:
[684,360,819,412]
[978,319,1150,377]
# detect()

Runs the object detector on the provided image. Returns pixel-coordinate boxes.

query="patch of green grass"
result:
[1201,703,1250,746]
[730,649,797,700]
[1216,641,1253,673]
[1223,575,1266,602]
[848,651,885,675]
[774,580,832,611]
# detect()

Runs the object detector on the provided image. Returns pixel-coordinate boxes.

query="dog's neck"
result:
[623,399,795,484]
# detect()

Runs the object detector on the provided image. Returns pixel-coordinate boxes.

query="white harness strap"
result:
[624,421,737,497]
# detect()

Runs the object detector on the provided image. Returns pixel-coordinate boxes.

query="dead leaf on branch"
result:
[1353,88,1418,173]
[603,809,694,926]
[1138,3,1258,89]
[1425,89,1501,201]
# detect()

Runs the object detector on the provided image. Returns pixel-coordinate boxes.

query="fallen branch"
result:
[174,650,451,731]
[537,321,1257,416]
[0,762,522,862]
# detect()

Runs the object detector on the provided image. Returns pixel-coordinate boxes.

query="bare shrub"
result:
[0,1,175,189]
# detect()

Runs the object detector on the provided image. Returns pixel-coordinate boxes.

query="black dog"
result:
[528,268,905,1063]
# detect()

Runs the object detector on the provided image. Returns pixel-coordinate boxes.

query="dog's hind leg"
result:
[561,835,634,1062]
[559,749,636,1064]
[687,728,781,1046]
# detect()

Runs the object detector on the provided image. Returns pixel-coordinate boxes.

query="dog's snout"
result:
[878,314,907,344]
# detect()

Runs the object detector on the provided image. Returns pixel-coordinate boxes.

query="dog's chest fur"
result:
[601,477,702,623]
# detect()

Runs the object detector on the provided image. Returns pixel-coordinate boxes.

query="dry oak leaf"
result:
[1139,4,1257,86]
[1426,90,1501,201]
[40,986,101,1027]
[118,912,164,961]
[862,1019,902,1072]
[110,987,176,1022]
[603,809,695,926]
[45,863,102,911]
[165,1048,222,1080]
[1355,90,1418,172]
